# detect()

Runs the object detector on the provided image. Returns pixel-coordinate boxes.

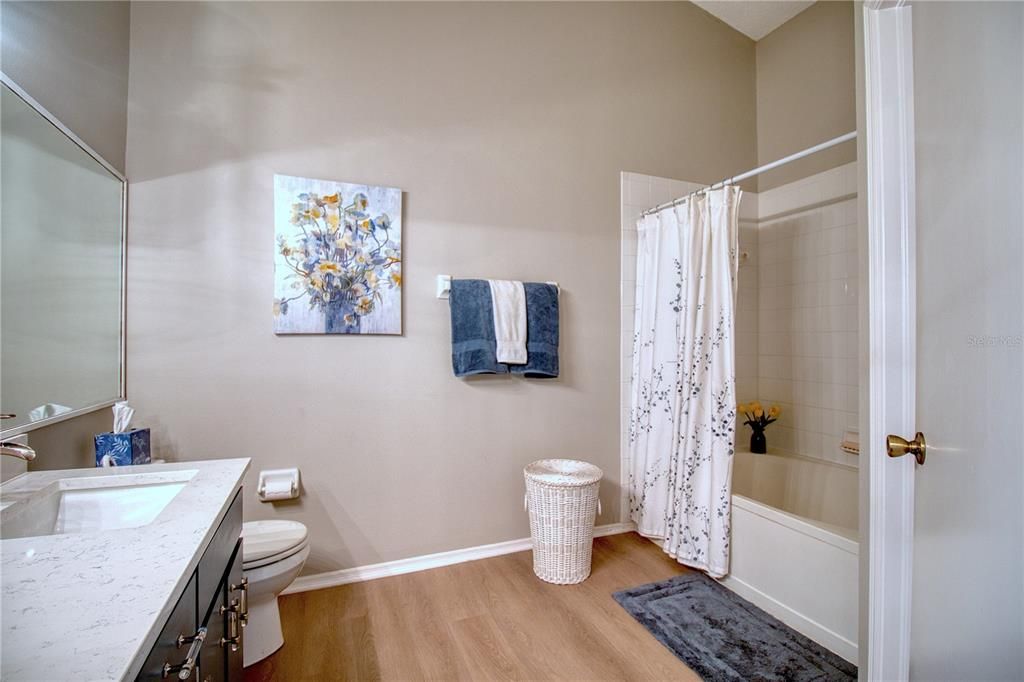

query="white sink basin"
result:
[0,470,197,540]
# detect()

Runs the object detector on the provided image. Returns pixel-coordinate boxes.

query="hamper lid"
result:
[524,459,603,486]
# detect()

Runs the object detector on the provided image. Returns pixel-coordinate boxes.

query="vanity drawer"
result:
[136,573,198,680]
[197,489,242,619]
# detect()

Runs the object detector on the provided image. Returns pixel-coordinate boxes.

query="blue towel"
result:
[511,282,559,378]
[450,279,510,377]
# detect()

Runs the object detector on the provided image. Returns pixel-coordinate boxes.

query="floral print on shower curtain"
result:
[628,186,741,578]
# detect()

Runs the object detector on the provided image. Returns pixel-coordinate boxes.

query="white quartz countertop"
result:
[0,458,250,681]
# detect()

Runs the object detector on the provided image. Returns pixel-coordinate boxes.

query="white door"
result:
[865,2,1024,681]
[908,2,1023,680]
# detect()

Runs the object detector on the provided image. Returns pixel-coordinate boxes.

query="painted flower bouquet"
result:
[275,190,401,333]
[738,401,781,454]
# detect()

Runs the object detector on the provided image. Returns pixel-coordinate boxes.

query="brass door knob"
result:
[887,432,926,465]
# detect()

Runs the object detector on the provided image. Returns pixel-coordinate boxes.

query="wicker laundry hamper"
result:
[523,459,604,584]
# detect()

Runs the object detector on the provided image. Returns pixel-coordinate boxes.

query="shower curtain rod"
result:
[641,130,858,217]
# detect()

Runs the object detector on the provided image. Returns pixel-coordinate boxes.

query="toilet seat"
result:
[242,520,309,570]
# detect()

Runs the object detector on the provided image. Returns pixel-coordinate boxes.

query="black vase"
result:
[750,428,767,454]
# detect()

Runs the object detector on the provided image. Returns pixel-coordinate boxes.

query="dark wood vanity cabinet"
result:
[137,490,245,681]
[201,544,245,682]
[225,547,245,680]
[136,574,199,680]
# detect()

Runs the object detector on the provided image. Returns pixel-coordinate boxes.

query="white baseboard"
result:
[283,522,637,595]
[717,574,858,664]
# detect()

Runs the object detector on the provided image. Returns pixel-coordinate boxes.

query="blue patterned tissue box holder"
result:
[95,428,151,466]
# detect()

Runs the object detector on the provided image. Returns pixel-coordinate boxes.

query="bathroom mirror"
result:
[0,75,126,437]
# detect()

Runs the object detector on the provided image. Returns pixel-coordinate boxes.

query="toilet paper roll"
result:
[260,477,296,501]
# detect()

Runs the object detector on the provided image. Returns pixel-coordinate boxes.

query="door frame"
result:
[862,1,916,679]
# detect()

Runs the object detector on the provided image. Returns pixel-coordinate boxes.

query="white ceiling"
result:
[693,1,816,41]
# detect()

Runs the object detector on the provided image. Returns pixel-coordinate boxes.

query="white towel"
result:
[488,279,528,364]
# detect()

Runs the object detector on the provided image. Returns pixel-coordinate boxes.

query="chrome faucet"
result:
[0,442,36,461]
[0,414,36,460]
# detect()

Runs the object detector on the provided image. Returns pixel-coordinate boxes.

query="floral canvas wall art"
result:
[273,174,402,335]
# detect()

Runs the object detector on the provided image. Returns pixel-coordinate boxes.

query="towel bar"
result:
[436,275,559,300]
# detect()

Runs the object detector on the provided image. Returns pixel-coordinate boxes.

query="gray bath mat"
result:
[613,572,856,681]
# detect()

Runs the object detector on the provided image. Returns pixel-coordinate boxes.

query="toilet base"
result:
[238,538,309,667]
[243,593,285,667]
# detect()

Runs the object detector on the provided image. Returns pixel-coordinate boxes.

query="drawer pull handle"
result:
[220,600,241,652]
[163,626,206,679]
[231,577,249,626]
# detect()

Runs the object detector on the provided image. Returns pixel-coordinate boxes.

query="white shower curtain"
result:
[628,186,741,578]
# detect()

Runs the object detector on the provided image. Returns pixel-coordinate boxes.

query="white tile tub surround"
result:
[753,162,859,468]
[756,162,857,221]
[732,449,858,532]
[735,214,760,423]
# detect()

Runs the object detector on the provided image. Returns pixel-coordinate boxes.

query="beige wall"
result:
[1,1,130,474]
[755,1,855,190]
[0,1,130,172]
[125,1,756,572]
[14,410,112,472]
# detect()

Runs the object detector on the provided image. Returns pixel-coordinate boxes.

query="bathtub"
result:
[722,448,859,663]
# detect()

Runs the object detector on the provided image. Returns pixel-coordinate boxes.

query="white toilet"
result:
[241,519,310,666]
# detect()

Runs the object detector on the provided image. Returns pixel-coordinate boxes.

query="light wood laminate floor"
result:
[245,532,700,681]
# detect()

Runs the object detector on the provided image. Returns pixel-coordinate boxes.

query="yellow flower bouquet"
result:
[737,401,781,454]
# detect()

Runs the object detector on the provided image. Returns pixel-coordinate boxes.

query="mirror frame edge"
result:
[0,71,128,439]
